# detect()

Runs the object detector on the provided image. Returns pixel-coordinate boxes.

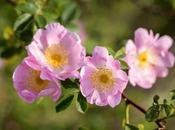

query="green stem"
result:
[124,102,130,130]
[125,103,130,124]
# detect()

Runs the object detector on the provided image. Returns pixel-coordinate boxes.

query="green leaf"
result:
[18,30,33,43]
[172,95,175,100]
[55,94,74,113]
[66,23,78,31]
[145,105,160,122]
[138,124,144,130]
[16,2,38,14]
[14,13,33,32]
[162,101,175,117]
[84,39,96,55]
[13,13,34,43]
[125,124,139,130]
[76,92,88,113]
[0,39,8,48]
[106,47,116,56]
[115,47,125,59]
[119,59,128,70]
[35,15,47,28]
[163,104,173,116]
[0,46,22,58]
[170,89,175,100]
[61,3,80,25]
[61,79,79,91]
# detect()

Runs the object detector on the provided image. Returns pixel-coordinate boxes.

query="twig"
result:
[122,93,166,129]
[122,93,146,114]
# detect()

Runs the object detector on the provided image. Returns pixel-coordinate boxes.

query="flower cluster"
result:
[12,23,175,108]
[13,23,85,103]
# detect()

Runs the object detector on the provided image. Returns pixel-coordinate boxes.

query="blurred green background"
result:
[0,0,175,130]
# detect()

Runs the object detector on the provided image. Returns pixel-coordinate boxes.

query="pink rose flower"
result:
[26,23,85,80]
[125,28,175,88]
[80,46,128,107]
[12,59,61,103]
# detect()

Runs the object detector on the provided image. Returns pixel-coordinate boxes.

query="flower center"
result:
[138,51,149,67]
[27,70,49,93]
[99,74,109,83]
[90,68,115,92]
[44,44,68,68]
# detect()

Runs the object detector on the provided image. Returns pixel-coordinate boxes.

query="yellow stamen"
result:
[138,51,148,67]
[45,44,68,68]
[90,68,115,92]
